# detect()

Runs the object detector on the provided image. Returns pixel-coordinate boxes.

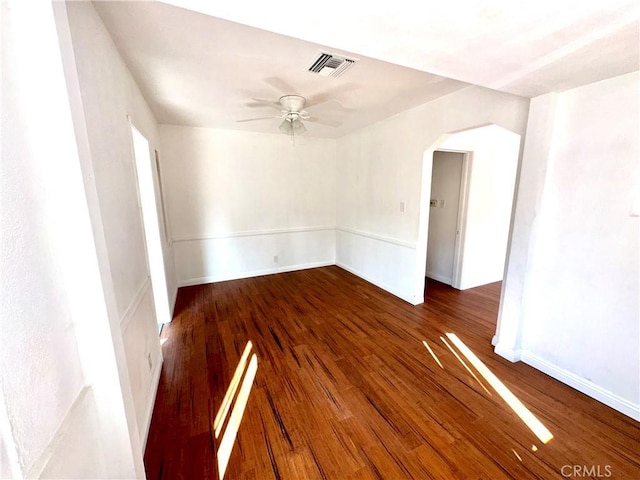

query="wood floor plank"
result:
[144,266,640,479]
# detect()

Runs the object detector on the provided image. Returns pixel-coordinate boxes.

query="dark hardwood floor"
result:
[144,266,640,479]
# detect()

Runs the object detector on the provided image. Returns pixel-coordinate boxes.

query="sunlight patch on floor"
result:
[422,340,444,369]
[217,354,258,480]
[213,340,258,480]
[214,341,254,437]
[440,335,491,396]
[446,332,553,444]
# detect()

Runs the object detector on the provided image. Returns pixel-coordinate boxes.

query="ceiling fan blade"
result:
[306,84,358,109]
[305,117,342,128]
[305,98,354,114]
[264,77,297,95]
[236,116,282,123]
[246,98,282,110]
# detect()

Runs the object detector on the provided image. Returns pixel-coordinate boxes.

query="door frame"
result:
[128,118,171,329]
[451,150,471,289]
[427,149,471,289]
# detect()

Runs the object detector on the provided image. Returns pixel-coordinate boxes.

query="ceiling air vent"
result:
[308,52,356,78]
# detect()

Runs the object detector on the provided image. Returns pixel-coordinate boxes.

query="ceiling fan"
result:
[237,94,341,143]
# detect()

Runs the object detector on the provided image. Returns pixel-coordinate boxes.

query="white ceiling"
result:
[94,0,639,138]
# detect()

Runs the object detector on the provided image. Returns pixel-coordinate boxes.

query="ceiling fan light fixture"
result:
[279,119,292,135]
[279,117,306,135]
[291,118,307,135]
[279,117,306,145]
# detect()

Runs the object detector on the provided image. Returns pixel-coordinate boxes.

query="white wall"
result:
[1,5,86,473]
[154,148,179,313]
[121,285,163,442]
[1,424,14,479]
[458,129,520,289]
[495,71,640,420]
[426,151,463,285]
[58,0,167,458]
[1,1,132,477]
[336,86,529,303]
[160,125,337,285]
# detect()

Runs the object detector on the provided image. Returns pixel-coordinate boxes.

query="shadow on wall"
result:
[416,124,521,298]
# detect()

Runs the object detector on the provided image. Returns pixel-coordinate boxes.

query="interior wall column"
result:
[494,94,557,361]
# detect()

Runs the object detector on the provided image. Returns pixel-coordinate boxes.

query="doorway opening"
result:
[426,151,469,288]
[414,124,521,304]
[130,122,171,330]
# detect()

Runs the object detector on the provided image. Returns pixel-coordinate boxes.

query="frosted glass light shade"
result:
[279,118,306,135]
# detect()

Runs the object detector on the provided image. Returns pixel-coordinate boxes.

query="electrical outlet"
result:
[430,199,437,207]
[400,201,406,213]
[440,200,446,208]
[273,255,279,263]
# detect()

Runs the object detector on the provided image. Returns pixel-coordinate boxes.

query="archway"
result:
[414,124,522,304]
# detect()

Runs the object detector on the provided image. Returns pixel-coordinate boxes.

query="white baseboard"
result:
[336,261,416,305]
[142,358,163,449]
[425,271,452,285]
[494,342,522,362]
[521,351,640,421]
[177,261,334,287]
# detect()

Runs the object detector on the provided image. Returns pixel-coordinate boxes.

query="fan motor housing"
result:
[279,95,305,112]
